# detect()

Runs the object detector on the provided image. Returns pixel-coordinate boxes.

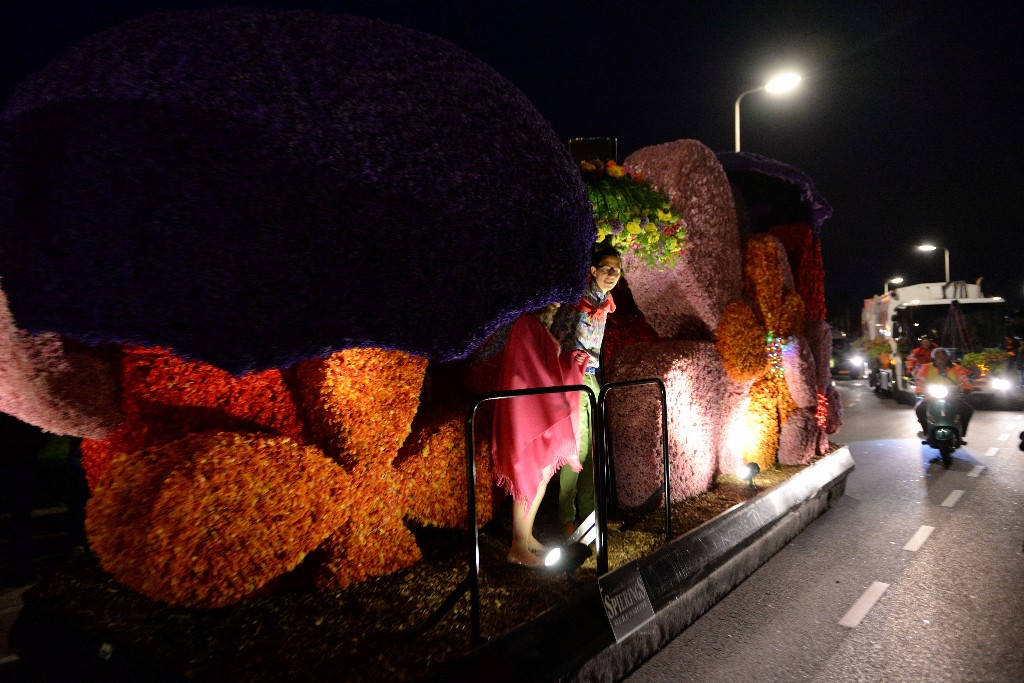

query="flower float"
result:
[960,348,1011,377]
[0,8,583,608]
[580,159,686,271]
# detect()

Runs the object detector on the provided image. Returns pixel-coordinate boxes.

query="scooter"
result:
[920,381,969,468]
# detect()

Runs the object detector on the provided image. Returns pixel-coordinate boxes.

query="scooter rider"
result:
[914,347,974,439]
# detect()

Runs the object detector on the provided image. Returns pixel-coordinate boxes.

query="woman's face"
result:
[590,255,622,294]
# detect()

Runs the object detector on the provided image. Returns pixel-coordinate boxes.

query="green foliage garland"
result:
[580,160,686,270]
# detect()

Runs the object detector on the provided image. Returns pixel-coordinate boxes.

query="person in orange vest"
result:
[905,336,936,375]
[914,347,974,439]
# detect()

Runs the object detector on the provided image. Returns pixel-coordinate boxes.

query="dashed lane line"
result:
[941,490,965,507]
[839,581,890,628]
[998,433,1009,441]
[968,465,985,477]
[985,447,1000,457]
[903,525,935,551]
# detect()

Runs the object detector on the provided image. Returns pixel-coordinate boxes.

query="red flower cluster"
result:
[770,223,827,321]
[601,278,661,367]
[81,347,305,488]
[815,391,829,430]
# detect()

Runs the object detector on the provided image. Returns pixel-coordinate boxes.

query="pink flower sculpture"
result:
[805,320,835,392]
[622,140,742,340]
[782,337,819,409]
[605,340,728,507]
[0,288,121,438]
[718,376,756,475]
[778,408,819,465]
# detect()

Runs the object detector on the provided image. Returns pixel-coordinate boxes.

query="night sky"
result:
[3,1,1021,333]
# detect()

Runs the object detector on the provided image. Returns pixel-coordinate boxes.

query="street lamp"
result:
[734,72,802,152]
[916,244,950,282]
[884,276,903,294]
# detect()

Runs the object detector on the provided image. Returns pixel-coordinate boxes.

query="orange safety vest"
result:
[906,345,933,371]
[913,362,973,394]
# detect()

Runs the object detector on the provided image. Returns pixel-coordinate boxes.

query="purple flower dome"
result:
[0,9,594,373]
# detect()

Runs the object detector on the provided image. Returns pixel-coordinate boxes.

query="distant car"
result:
[830,339,867,380]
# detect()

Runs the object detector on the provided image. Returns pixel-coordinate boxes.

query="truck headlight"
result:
[927,384,949,399]
[992,377,1011,391]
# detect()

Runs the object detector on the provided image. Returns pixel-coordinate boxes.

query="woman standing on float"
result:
[492,304,588,566]
[550,245,620,538]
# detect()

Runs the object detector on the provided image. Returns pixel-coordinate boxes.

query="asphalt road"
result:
[625,380,1024,683]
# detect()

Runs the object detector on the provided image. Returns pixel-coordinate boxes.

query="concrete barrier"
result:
[434,446,854,682]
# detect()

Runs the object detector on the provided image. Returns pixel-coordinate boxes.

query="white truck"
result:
[861,281,1018,404]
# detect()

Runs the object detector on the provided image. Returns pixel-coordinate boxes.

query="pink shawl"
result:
[491,314,585,506]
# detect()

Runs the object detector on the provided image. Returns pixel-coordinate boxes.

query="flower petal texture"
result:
[622,140,742,339]
[605,341,727,507]
[86,432,352,608]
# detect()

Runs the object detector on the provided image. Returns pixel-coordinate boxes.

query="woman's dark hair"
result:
[591,244,620,267]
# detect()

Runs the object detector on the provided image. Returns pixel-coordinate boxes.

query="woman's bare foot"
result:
[507,546,544,567]
[527,537,549,555]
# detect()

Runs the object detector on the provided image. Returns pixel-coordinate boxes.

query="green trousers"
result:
[559,372,598,525]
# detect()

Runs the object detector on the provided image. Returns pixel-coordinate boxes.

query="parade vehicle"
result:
[861,280,1019,405]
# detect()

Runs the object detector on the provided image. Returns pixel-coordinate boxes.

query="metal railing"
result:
[599,379,671,545]
[429,377,670,645]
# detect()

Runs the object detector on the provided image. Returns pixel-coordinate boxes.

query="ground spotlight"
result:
[736,462,760,490]
[544,512,597,577]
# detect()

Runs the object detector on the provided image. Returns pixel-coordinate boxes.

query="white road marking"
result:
[903,525,935,551]
[839,581,890,628]
[998,433,1009,441]
[968,465,985,477]
[0,654,19,666]
[985,447,1000,457]
[941,490,965,507]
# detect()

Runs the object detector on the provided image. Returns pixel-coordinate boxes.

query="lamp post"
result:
[884,276,904,294]
[916,244,950,282]
[734,72,802,152]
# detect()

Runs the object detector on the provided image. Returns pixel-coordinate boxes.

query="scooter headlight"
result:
[850,355,863,366]
[927,384,949,399]
[991,377,1011,391]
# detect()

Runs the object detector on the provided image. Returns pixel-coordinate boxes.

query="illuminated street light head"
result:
[764,72,802,93]
[916,244,938,252]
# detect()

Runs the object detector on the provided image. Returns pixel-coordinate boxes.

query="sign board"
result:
[597,564,655,643]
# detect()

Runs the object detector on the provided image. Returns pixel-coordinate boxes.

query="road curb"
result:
[434,446,855,682]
